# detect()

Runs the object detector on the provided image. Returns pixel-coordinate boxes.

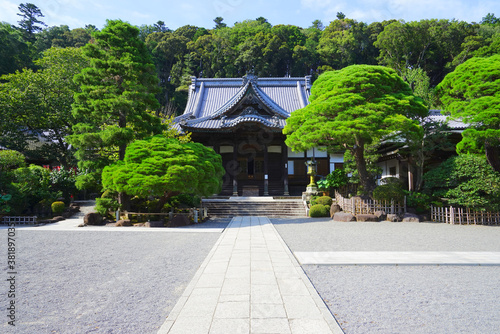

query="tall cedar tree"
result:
[68,20,162,192]
[17,3,46,42]
[437,55,500,173]
[284,65,428,194]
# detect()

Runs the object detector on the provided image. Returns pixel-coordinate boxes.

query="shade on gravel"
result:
[0,227,224,334]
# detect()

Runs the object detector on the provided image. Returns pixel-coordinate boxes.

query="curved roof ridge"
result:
[221,114,282,129]
[184,82,251,125]
[250,82,291,118]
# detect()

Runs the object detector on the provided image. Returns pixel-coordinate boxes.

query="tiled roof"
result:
[427,110,467,130]
[174,75,311,132]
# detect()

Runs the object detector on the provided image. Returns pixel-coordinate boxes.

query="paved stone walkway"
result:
[295,251,500,265]
[158,216,343,334]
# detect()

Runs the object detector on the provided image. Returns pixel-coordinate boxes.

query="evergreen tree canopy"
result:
[101,135,224,211]
[424,154,500,211]
[436,55,500,172]
[284,65,427,193]
[0,47,88,166]
[68,20,163,190]
[17,2,46,42]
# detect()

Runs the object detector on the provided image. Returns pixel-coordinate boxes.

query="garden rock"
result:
[402,213,420,222]
[53,216,65,222]
[115,219,132,227]
[167,215,190,227]
[84,213,103,226]
[330,204,342,218]
[356,214,379,222]
[374,210,387,221]
[386,214,401,222]
[333,212,356,222]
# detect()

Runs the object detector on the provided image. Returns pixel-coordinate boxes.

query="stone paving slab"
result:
[158,216,343,334]
[295,251,500,265]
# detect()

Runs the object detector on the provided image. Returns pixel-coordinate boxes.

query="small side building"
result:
[174,74,343,196]
[377,110,467,190]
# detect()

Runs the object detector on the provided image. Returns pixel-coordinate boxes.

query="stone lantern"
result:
[305,159,318,193]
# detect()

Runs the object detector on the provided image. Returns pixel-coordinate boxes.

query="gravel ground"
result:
[272,218,500,251]
[0,219,228,334]
[272,218,500,334]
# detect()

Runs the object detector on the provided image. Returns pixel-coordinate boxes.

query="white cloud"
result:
[0,0,19,23]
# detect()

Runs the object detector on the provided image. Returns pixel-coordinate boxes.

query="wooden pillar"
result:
[282,142,289,196]
[407,160,414,191]
[232,138,238,196]
[264,145,269,196]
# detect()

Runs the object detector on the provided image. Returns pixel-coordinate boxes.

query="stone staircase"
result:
[202,197,306,218]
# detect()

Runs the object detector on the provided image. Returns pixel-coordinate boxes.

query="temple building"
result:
[174,74,343,196]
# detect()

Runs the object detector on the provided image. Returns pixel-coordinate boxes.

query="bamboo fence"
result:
[335,191,406,215]
[0,216,38,225]
[431,206,500,225]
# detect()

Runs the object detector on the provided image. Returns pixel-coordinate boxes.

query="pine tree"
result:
[68,20,162,192]
[17,3,46,42]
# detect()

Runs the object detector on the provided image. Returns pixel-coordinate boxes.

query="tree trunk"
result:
[118,110,127,161]
[118,192,130,212]
[485,141,500,173]
[353,140,376,195]
[156,191,180,212]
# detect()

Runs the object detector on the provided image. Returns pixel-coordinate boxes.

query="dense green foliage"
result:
[317,169,349,191]
[0,150,26,171]
[315,196,333,206]
[309,204,330,217]
[423,155,500,211]
[372,179,406,202]
[437,55,500,173]
[67,20,163,191]
[0,22,30,75]
[1,7,498,115]
[0,47,89,166]
[284,65,427,194]
[1,7,499,213]
[98,135,224,213]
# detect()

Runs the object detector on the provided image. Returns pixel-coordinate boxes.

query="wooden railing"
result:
[125,208,208,223]
[0,216,38,225]
[335,191,406,215]
[431,206,500,225]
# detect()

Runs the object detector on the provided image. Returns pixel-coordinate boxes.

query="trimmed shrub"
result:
[95,197,120,216]
[423,154,500,211]
[372,182,405,202]
[51,201,65,214]
[316,196,333,206]
[405,191,431,214]
[309,204,330,217]
[309,195,320,206]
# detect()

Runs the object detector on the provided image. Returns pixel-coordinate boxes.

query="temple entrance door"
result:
[236,142,265,195]
[237,157,264,181]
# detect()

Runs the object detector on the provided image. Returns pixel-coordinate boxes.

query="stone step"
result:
[203,199,306,218]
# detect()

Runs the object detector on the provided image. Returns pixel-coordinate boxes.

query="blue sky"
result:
[1,0,499,30]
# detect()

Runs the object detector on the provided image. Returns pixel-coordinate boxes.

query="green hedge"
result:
[309,204,330,217]
[315,196,333,206]
[51,201,65,214]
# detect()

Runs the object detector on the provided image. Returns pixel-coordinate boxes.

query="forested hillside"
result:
[2,6,499,115]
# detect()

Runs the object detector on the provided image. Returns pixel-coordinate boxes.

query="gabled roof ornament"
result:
[243,69,258,86]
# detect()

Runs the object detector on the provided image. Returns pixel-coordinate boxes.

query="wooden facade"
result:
[174,74,337,196]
